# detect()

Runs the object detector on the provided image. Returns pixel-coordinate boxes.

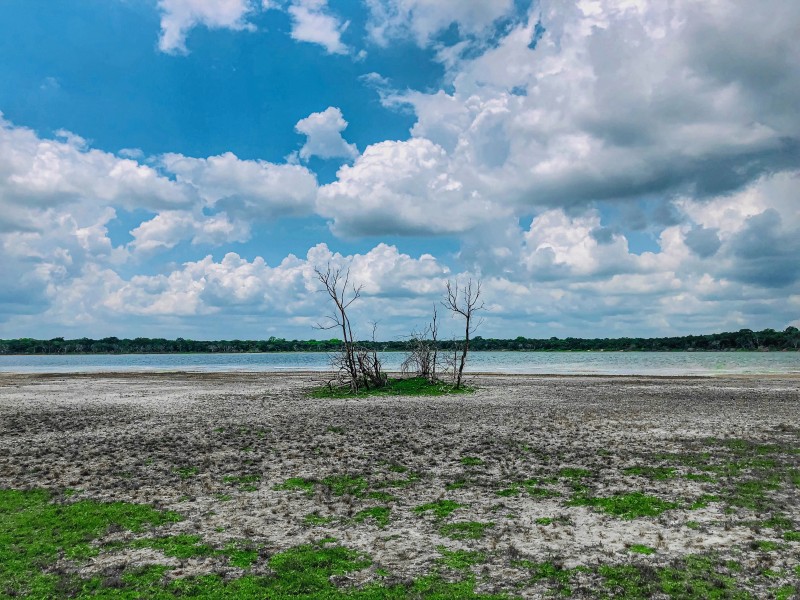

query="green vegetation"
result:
[322,475,368,497]
[8,326,798,354]
[354,507,391,528]
[174,466,199,479]
[559,468,592,479]
[312,377,474,398]
[569,492,678,519]
[303,512,335,526]
[514,560,573,595]
[623,466,676,480]
[629,544,655,555]
[0,488,180,598]
[439,521,495,540]
[414,500,464,520]
[0,493,507,600]
[274,477,316,495]
[436,546,486,570]
[460,457,484,466]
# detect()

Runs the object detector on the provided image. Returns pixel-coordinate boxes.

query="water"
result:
[0,351,798,376]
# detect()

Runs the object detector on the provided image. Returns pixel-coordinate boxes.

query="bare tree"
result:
[314,264,387,393]
[314,264,361,391]
[401,305,439,381]
[443,278,484,389]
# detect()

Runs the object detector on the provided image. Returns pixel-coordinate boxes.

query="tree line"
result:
[1,327,798,355]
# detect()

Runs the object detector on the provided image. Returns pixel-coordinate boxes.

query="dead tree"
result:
[314,264,387,392]
[443,278,484,389]
[401,305,439,381]
[314,264,361,392]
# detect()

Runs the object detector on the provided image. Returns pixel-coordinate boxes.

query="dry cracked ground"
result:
[0,372,799,598]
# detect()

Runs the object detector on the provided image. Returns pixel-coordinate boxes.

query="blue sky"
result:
[0,0,798,340]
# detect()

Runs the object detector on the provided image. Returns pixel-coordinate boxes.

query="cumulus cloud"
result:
[365,0,516,47]
[295,107,358,161]
[161,151,318,220]
[286,0,349,54]
[157,0,258,54]
[317,138,510,236]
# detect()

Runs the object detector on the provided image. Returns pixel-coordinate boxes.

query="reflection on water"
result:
[0,351,798,375]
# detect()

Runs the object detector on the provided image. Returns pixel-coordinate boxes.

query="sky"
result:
[0,0,799,341]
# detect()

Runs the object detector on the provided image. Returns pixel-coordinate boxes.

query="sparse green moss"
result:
[436,546,486,570]
[354,507,391,528]
[439,521,495,540]
[322,474,368,497]
[569,492,678,519]
[274,477,316,495]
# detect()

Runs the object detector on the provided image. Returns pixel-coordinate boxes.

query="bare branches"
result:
[401,304,439,381]
[443,278,484,389]
[314,263,386,393]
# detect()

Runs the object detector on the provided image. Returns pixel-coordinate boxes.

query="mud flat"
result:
[1,372,798,598]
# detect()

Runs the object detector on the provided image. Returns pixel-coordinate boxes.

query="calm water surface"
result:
[1,352,798,376]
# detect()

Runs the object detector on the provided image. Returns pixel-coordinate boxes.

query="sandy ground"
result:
[0,372,798,597]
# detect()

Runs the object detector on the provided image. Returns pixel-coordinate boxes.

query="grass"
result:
[311,377,474,399]
[436,546,486,570]
[460,457,485,466]
[322,474,368,497]
[274,477,316,495]
[354,507,391,528]
[629,544,655,555]
[414,500,464,520]
[0,488,180,598]
[174,466,199,479]
[439,521,495,540]
[303,512,335,526]
[568,492,678,519]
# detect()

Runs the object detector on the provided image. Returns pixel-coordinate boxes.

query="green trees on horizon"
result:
[1,327,798,355]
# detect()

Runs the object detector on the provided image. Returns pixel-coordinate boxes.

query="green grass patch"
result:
[684,472,716,482]
[688,494,719,509]
[414,500,464,520]
[304,512,335,526]
[174,466,199,479]
[783,531,800,541]
[460,456,484,466]
[439,521,495,540]
[514,560,573,595]
[128,534,214,559]
[436,546,486,570]
[0,488,181,598]
[366,491,396,502]
[445,480,468,491]
[274,477,316,495]
[559,468,592,479]
[354,507,391,528]
[629,544,655,555]
[322,475,368,497]
[311,377,474,398]
[569,492,678,519]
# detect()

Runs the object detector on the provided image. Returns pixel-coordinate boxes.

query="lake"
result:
[0,351,798,376]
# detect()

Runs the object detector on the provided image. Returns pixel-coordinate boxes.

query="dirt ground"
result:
[1,372,798,598]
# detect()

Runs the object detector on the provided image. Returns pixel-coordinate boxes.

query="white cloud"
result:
[295,107,358,161]
[287,0,349,55]
[366,0,515,47]
[317,138,510,236]
[161,151,318,220]
[157,0,258,54]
